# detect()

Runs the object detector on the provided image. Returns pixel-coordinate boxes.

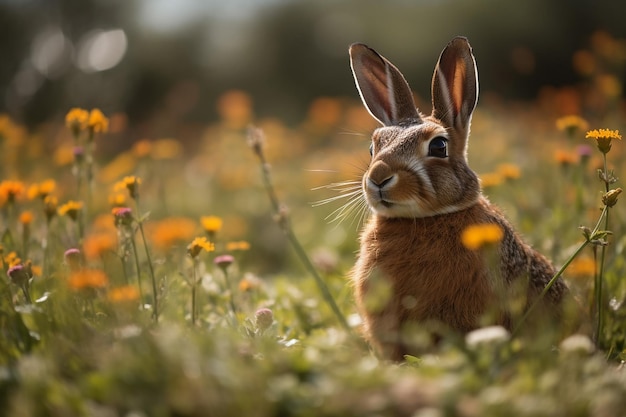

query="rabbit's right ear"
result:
[349,43,421,126]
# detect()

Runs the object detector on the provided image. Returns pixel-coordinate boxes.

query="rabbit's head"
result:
[350,37,481,218]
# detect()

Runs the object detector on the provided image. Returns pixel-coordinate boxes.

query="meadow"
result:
[1,32,626,416]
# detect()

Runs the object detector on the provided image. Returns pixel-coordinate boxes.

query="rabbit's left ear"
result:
[349,43,421,126]
[431,37,478,130]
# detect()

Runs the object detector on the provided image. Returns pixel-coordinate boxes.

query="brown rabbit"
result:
[349,36,572,360]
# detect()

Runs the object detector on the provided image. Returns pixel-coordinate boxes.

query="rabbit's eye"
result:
[428,137,448,158]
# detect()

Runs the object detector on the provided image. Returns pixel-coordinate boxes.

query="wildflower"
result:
[226,241,251,251]
[556,115,589,137]
[255,308,274,331]
[68,269,109,290]
[109,192,127,207]
[479,173,503,189]
[238,273,262,292]
[567,257,596,278]
[201,216,223,236]
[112,207,133,227]
[4,251,21,268]
[187,236,215,258]
[602,188,623,208]
[586,129,621,154]
[576,144,593,163]
[58,200,83,221]
[217,90,253,128]
[83,233,117,260]
[87,108,109,135]
[553,149,578,167]
[7,264,30,286]
[27,179,56,200]
[64,248,82,271]
[19,211,34,225]
[108,285,140,303]
[461,223,504,250]
[149,217,197,251]
[465,325,510,348]
[0,180,25,205]
[214,254,235,271]
[132,139,153,158]
[151,139,182,160]
[115,176,141,200]
[73,146,85,163]
[496,163,521,180]
[65,108,89,137]
[559,334,595,355]
[43,195,58,223]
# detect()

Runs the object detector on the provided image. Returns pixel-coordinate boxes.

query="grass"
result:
[1,36,626,416]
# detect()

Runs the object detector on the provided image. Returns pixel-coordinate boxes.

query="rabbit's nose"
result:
[368,161,397,189]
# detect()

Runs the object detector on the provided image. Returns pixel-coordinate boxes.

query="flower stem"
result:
[250,130,350,332]
[191,258,198,325]
[137,221,159,323]
[128,230,145,309]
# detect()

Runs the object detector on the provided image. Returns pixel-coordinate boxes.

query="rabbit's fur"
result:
[349,37,573,360]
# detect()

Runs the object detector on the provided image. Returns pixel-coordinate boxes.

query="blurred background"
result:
[2,0,625,131]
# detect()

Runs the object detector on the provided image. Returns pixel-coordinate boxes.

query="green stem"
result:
[191,259,197,325]
[596,153,611,343]
[255,147,350,332]
[137,221,159,323]
[128,230,145,309]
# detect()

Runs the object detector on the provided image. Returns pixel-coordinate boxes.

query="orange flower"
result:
[554,149,578,166]
[114,176,141,200]
[58,200,83,221]
[66,108,89,136]
[586,128,621,154]
[496,163,521,180]
[187,236,215,258]
[479,173,503,189]
[226,241,250,251]
[132,139,153,158]
[0,180,25,205]
[108,285,140,302]
[149,217,197,251]
[556,115,589,136]
[461,223,504,250]
[68,269,109,290]
[88,108,109,134]
[83,233,117,260]
[27,179,56,200]
[19,211,34,225]
[568,257,596,278]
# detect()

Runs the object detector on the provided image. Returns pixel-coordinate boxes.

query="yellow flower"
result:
[496,163,521,180]
[567,257,596,279]
[108,192,127,207]
[58,200,84,221]
[65,108,89,136]
[108,285,140,303]
[4,251,21,268]
[27,179,56,200]
[586,129,621,154]
[479,173,504,189]
[88,108,109,134]
[114,176,142,200]
[187,236,215,258]
[68,269,109,290]
[0,180,25,205]
[556,115,589,136]
[461,223,504,250]
[226,241,251,251]
[151,139,182,160]
[201,216,223,234]
[132,139,153,158]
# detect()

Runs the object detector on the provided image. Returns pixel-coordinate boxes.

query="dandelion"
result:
[556,115,589,137]
[586,129,621,154]
[187,236,215,258]
[108,285,140,303]
[65,107,89,137]
[201,216,223,236]
[87,108,109,135]
[461,223,504,250]
[58,200,83,221]
[67,269,109,291]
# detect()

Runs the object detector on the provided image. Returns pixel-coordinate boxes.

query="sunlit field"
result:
[1,32,626,416]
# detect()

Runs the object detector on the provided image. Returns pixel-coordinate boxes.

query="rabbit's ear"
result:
[349,43,421,126]
[431,37,478,130]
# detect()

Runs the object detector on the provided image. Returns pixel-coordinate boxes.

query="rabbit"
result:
[348,36,575,360]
